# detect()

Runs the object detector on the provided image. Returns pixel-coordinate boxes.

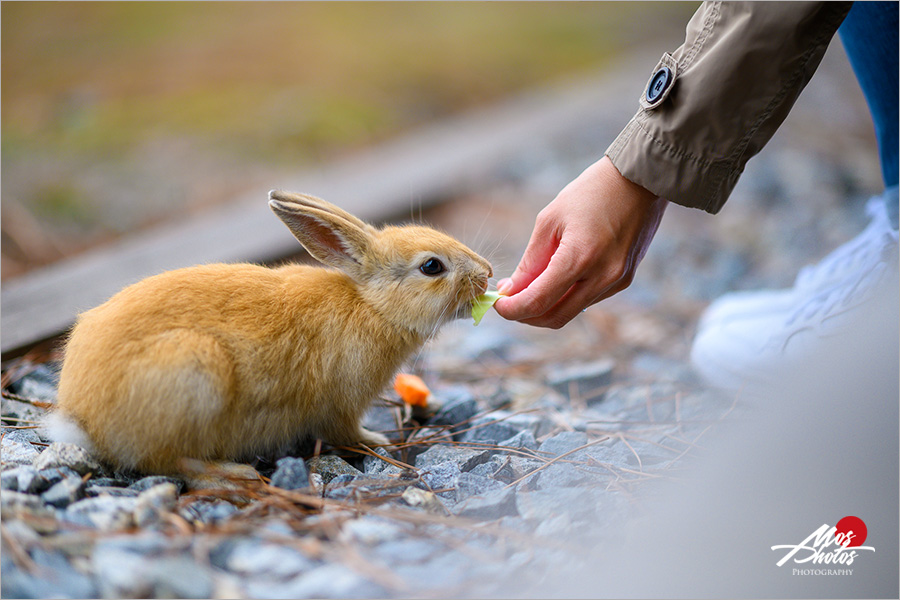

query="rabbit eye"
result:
[419,258,445,276]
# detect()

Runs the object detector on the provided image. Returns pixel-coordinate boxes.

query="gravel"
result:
[0,77,851,596]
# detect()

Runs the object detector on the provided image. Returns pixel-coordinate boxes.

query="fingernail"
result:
[497,279,512,294]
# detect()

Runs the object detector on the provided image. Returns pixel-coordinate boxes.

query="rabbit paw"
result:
[357,427,390,449]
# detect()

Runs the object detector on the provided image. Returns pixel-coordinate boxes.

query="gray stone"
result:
[375,538,442,564]
[362,445,402,476]
[339,516,404,545]
[1,547,97,599]
[306,455,363,484]
[130,475,186,493]
[65,495,137,531]
[93,531,175,556]
[270,456,310,490]
[515,488,595,522]
[41,473,85,508]
[414,444,493,472]
[538,431,589,457]
[246,563,381,600]
[32,442,101,475]
[88,476,131,488]
[428,388,478,432]
[222,540,315,578]
[460,417,521,445]
[7,364,59,401]
[453,487,518,520]
[534,462,589,489]
[134,483,179,527]
[1,429,41,467]
[600,382,680,415]
[534,512,573,537]
[31,466,81,494]
[400,487,445,514]
[93,548,213,599]
[0,465,38,492]
[86,485,140,498]
[455,472,503,502]
[469,455,541,485]
[419,460,461,498]
[179,498,238,524]
[498,429,538,451]
[404,425,449,462]
[0,490,58,531]
[546,359,615,400]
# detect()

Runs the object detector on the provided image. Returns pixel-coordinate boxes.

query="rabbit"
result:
[46,190,493,475]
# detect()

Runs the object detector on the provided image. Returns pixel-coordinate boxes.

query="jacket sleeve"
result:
[605,1,852,214]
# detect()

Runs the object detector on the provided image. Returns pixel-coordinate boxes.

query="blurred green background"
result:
[2,1,696,277]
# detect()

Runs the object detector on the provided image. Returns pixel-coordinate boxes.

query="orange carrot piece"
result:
[394,373,431,407]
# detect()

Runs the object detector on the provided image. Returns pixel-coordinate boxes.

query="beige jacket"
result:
[606,1,852,214]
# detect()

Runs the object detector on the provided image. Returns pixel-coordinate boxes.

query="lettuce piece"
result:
[472,291,504,326]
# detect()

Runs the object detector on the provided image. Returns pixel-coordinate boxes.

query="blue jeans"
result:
[839,1,899,228]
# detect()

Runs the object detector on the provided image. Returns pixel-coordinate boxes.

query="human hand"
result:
[494,156,667,329]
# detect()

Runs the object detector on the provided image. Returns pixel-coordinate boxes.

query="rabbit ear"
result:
[269,198,373,277]
[268,190,374,234]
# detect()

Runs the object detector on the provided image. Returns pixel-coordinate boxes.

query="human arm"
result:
[496,1,852,328]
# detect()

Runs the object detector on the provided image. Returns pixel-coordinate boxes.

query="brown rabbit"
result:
[47,191,492,474]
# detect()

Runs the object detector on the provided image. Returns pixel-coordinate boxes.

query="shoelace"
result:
[777,230,898,343]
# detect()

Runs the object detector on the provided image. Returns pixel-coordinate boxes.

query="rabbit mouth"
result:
[455,302,473,320]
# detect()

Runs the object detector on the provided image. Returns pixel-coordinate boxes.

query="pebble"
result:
[1,465,38,492]
[460,416,521,444]
[534,462,590,490]
[270,456,310,490]
[178,498,239,525]
[305,455,363,484]
[130,475,185,493]
[40,472,85,508]
[498,429,538,451]
[133,483,178,527]
[516,488,596,523]
[1,547,97,599]
[538,431,590,457]
[546,359,615,400]
[415,443,493,472]
[65,495,138,531]
[7,364,59,399]
[401,486,445,514]
[363,445,403,476]
[454,471,504,502]
[340,516,405,545]
[32,442,101,475]
[453,487,518,520]
[246,563,382,600]
[419,460,461,498]
[219,539,315,578]
[1,429,41,467]
[428,387,479,432]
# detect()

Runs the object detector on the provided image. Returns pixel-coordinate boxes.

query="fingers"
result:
[497,212,560,297]
[495,236,584,322]
[513,260,634,329]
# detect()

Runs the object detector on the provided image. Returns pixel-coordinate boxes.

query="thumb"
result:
[498,223,559,297]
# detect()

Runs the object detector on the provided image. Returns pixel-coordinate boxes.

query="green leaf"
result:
[472,291,504,326]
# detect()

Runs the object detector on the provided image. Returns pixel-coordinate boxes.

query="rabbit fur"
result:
[48,191,492,474]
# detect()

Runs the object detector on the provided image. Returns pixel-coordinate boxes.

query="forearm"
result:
[606,1,852,214]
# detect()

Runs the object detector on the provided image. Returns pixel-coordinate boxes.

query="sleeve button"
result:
[646,67,673,105]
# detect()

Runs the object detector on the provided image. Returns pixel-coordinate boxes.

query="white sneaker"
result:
[697,197,897,331]
[691,195,899,392]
